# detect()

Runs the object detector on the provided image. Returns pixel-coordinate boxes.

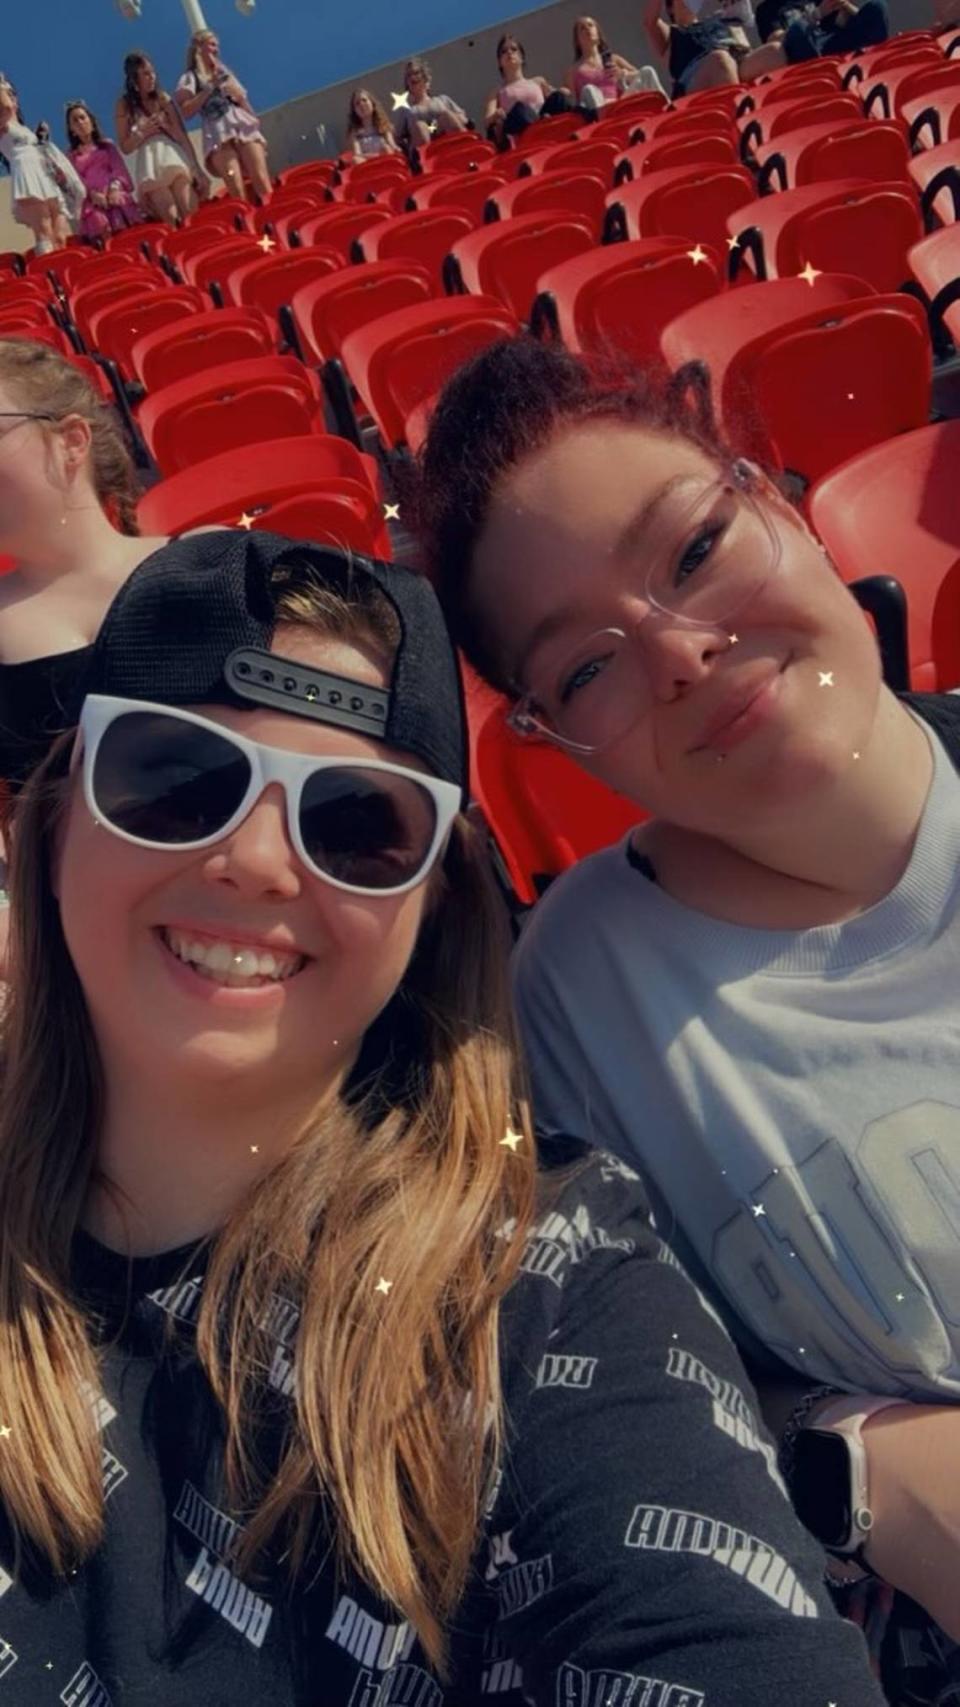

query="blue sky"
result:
[4,1,504,148]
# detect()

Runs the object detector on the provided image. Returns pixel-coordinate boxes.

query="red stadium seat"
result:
[330,156,410,203]
[87,285,205,375]
[417,134,497,174]
[137,433,384,537]
[908,142,960,227]
[355,208,476,291]
[598,89,669,126]
[25,248,98,286]
[752,119,910,192]
[445,211,595,322]
[0,253,24,277]
[908,221,960,348]
[296,204,391,260]
[661,271,872,394]
[164,222,245,272]
[665,284,930,482]
[338,295,518,451]
[137,356,324,475]
[604,163,755,249]
[532,236,723,366]
[0,275,51,309]
[728,178,923,290]
[739,92,863,154]
[483,171,609,237]
[463,664,643,908]
[288,260,434,365]
[406,167,512,219]
[510,111,584,150]
[70,270,166,349]
[517,138,621,183]
[189,193,253,227]
[252,193,325,237]
[614,132,738,182]
[809,421,960,691]
[0,321,73,357]
[635,107,739,142]
[904,81,960,148]
[861,59,960,119]
[182,235,262,294]
[225,246,343,316]
[106,221,171,261]
[738,72,842,115]
[130,305,276,391]
[0,299,53,332]
[274,160,337,191]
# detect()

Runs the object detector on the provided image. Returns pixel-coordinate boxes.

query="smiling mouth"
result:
[159,927,307,989]
[691,660,789,755]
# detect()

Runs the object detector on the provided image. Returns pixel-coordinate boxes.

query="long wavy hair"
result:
[65,102,105,152]
[121,52,161,119]
[0,561,535,1669]
[347,87,393,139]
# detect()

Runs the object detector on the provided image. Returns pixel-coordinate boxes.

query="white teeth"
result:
[162,928,303,986]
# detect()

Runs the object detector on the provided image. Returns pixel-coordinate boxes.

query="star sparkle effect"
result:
[375,1276,394,1296]
[751,1202,766,1218]
[686,244,709,266]
[391,90,410,111]
[250,1145,259,1154]
[852,751,861,761]
[383,502,401,521]
[818,671,834,687]
[257,233,276,253]
[237,511,256,530]
[500,1129,523,1152]
[726,234,740,252]
[728,633,739,645]
[0,1425,10,1439]
[798,261,821,285]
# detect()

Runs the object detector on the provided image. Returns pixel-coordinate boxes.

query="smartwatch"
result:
[790,1394,906,1556]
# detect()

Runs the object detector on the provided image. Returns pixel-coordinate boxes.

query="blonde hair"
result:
[0,558,535,1668]
[346,87,393,139]
[0,340,140,535]
[185,28,222,86]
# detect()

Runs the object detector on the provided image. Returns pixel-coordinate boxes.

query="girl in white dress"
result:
[115,51,206,226]
[176,29,271,204]
[0,75,83,253]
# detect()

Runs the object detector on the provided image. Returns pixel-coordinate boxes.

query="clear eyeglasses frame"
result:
[507,461,783,756]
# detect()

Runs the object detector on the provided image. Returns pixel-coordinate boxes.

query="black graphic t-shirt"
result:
[0,1143,885,1707]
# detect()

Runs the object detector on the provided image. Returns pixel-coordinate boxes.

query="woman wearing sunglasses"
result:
[415,338,960,1700]
[0,538,882,1705]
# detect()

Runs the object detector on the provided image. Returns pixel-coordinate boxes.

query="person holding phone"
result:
[566,14,666,110]
[176,28,271,204]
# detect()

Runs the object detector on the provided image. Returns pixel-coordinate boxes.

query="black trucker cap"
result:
[84,532,468,803]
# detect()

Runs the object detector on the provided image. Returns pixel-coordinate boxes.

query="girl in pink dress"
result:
[65,103,141,242]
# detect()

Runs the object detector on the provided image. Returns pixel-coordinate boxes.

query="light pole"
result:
[180,0,208,28]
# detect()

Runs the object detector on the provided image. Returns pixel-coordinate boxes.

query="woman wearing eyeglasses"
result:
[0,533,883,1706]
[415,338,960,1703]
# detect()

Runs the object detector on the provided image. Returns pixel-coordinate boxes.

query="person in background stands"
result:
[565,14,666,112]
[645,0,785,93]
[176,28,271,205]
[345,88,401,160]
[484,34,576,147]
[65,102,141,242]
[753,0,888,61]
[392,58,469,154]
[116,51,206,226]
[0,74,83,253]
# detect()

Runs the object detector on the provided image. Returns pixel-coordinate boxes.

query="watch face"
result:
[791,1431,853,1549]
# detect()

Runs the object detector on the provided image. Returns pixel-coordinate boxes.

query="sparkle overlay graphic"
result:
[383,502,400,521]
[751,1203,766,1218]
[391,90,410,110]
[237,512,256,530]
[853,751,861,760]
[728,633,739,645]
[727,235,740,252]
[500,1130,524,1152]
[819,671,834,688]
[0,1425,10,1439]
[375,1277,394,1296]
[250,1146,259,1155]
[687,244,709,266]
[799,261,821,285]
[257,234,276,253]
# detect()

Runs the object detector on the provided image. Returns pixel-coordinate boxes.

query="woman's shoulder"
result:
[902,690,960,764]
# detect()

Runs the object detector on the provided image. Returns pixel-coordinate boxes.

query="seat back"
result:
[809,420,960,692]
[296,205,391,259]
[908,222,960,345]
[408,168,511,219]
[731,295,931,481]
[340,297,517,448]
[71,270,164,347]
[449,212,594,322]
[519,138,620,183]
[360,209,476,291]
[137,356,318,471]
[635,164,755,249]
[290,260,433,365]
[510,111,583,151]
[776,180,922,291]
[538,236,723,365]
[418,134,496,174]
[184,236,261,292]
[131,306,275,391]
[88,286,204,374]
[486,171,609,237]
[229,248,343,316]
[465,672,642,906]
[137,433,382,533]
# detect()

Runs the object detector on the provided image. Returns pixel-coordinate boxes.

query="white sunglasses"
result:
[76,695,462,898]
